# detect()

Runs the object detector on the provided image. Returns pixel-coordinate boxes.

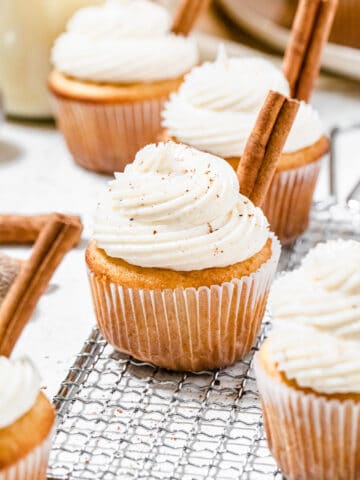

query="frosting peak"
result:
[162,48,323,157]
[301,240,360,295]
[269,239,360,395]
[0,356,41,429]
[52,0,198,83]
[93,142,269,271]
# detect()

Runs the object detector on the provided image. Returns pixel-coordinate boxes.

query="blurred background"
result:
[1,0,360,120]
[1,0,359,205]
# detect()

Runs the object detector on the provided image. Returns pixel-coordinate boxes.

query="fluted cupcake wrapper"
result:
[0,428,53,480]
[52,95,167,174]
[255,356,360,480]
[262,159,322,245]
[88,235,280,372]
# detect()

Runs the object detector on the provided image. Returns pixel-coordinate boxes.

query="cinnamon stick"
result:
[0,216,82,356]
[283,0,338,102]
[237,91,299,207]
[0,213,82,245]
[172,0,210,36]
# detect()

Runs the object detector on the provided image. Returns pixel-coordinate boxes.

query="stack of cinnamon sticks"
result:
[283,0,338,102]
[237,92,299,207]
[0,213,82,357]
[172,0,210,35]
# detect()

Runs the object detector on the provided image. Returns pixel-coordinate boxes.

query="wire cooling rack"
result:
[47,200,360,480]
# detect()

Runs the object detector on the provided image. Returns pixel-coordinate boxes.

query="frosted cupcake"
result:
[162,50,329,244]
[0,357,55,479]
[86,141,280,371]
[49,0,198,173]
[255,240,360,480]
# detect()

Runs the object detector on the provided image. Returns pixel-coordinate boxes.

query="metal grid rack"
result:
[48,201,360,480]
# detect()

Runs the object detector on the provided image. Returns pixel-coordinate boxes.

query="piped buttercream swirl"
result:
[162,49,323,157]
[0,356,41,429]
[269,239,360,394]
[270,325,360,394]
[52,0,198,83]
[93,142,269,271]
[301,239,360,295]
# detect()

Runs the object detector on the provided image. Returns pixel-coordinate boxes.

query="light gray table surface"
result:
[0,66,359,400]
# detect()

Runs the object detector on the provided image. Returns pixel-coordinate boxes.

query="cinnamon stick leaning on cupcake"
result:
[255,239,360,480]
[162,0,337,245]
[0,213,82,479]
[49,0,208,174]
[283,0,338,103]
[86,91,299,371]
[0,259,50,479]
[161,47,327,245]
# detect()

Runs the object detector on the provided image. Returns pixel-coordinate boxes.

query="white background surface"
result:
[0,64,360,400]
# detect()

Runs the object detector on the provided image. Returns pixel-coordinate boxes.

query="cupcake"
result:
[0,356,55,479]
[162,49,329,245]
[86,141,280,371]
[255,240,360,480]
[49,0,198,174]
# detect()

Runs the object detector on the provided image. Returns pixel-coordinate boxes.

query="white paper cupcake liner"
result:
[52,95,167,174]
[255,355,360,480]
[88,235,280,371]
[262,159,322,245]
[0,428,53,480]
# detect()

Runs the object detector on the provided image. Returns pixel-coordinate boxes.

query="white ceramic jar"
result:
[0,0,101,119]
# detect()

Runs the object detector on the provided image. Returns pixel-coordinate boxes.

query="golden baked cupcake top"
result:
[93,141,270,272]
[51,0,198,84]
[268,239,360,395]
[162,47,325,160]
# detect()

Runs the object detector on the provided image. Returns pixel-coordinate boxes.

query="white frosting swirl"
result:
[301,240,360,295]
[270,325,360,394]
[269,240,360,394]
[94,142,269,271]
[0,356,41,429]
[162,49,323,157]
[52,0,198,83]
